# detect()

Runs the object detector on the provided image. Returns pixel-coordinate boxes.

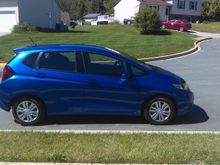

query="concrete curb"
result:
[0,163,166,165]
[138,37,213,62]
[1,129,220,134]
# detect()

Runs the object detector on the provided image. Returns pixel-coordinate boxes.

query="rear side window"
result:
[23,53,39,67]
[38,51,77,72]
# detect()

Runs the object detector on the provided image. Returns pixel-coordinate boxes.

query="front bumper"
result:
[177,90,194,116]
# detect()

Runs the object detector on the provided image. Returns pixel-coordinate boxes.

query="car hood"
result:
[150,65,185,84]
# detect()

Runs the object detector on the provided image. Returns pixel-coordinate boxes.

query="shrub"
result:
[135,7,161,34]
[12,22,36,33]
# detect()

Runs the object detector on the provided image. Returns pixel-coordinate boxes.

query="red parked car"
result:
[161,19,192,31]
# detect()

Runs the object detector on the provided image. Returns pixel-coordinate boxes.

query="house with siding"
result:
[114,0,172,23]
[114,0,202,23]
[0,0,62,32]
[165,0,202,22]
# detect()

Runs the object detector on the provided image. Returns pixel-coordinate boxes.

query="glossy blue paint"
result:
[0,44,194,117]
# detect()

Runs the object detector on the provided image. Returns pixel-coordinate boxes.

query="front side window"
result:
[177,0,185,9]
[129,65,147,77]
[189,1,198,10]
[83,52,124,77]
[38,51,77,72]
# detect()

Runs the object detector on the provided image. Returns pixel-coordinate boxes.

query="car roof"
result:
[13,44,110,54]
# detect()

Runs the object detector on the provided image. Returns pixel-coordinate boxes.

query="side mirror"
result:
[121,71,132,81]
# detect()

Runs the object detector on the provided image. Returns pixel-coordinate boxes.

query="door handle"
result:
[32,73,45,78]
[84,79,96,85]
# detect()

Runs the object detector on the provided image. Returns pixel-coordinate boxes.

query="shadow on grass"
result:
[39,104,208,126]
[141,30,172,35]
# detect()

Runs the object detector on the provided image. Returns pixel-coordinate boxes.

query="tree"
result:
[202,0,220,21]
[135,7,161,34]
[60,0,120,19]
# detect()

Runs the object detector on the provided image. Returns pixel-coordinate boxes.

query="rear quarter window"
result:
[22,52,39,67]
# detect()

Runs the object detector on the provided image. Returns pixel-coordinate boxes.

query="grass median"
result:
[0,24,195,62]
[0,132,220,164]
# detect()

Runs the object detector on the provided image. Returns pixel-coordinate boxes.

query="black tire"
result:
[143,97,176,125]
[12,97,45,126]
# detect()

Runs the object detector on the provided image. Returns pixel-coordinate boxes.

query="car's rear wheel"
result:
[143,97,176,125]
[12,98,45,126]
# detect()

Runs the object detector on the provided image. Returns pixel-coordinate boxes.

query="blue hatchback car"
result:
[0,44,194,125]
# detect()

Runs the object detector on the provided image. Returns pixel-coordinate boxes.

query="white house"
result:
[114,0,172,23]
[165,0,202,22]
[114,0,202,23]
[0,0,62,32]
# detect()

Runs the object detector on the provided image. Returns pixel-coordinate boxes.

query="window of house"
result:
[177,0,185,9]
[149,6,159,11]
[189,1,198,10]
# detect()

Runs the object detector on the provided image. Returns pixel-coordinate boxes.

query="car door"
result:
[30,51,86,115]
[166,20,173,29]
[173,20,181,30]
[80,51,143,115]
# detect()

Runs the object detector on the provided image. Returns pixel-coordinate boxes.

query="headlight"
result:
[173,83,189,90]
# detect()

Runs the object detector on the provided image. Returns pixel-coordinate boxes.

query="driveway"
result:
[0,39,219,132]
[189,30,220,38]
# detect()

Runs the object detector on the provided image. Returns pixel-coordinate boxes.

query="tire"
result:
[127,21,131,25]
[143,97,176,125]
[161,25,166,29]
[12,97,45,126]
[179,27,184,32]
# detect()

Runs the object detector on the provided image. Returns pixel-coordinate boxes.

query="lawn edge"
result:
[139,37,212,62]
[0,37,212,68]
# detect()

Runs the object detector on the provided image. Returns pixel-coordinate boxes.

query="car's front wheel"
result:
[12,98,45,126]
[179,27,184,32]
[143,97,176,125]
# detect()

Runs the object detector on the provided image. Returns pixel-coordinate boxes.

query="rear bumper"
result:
[0,85,11,112]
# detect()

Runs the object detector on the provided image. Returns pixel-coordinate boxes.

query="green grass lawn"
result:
[0,132,220,164]
[192,22,220,33]
[0,24,195,62]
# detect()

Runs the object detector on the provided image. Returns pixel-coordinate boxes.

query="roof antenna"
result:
[29,37,37,46]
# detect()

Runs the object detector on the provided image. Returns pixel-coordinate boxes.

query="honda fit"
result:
[0,45,194,125]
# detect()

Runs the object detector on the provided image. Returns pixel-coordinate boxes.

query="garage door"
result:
[0,10,17,32]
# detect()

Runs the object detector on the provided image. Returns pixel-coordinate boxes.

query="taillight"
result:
[1,64,15,81]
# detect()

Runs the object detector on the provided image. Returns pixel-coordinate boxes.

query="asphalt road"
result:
[0,38,220,131]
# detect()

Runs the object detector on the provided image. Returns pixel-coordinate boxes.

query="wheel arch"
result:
[10,93,47,114]
[141,93,177,116]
